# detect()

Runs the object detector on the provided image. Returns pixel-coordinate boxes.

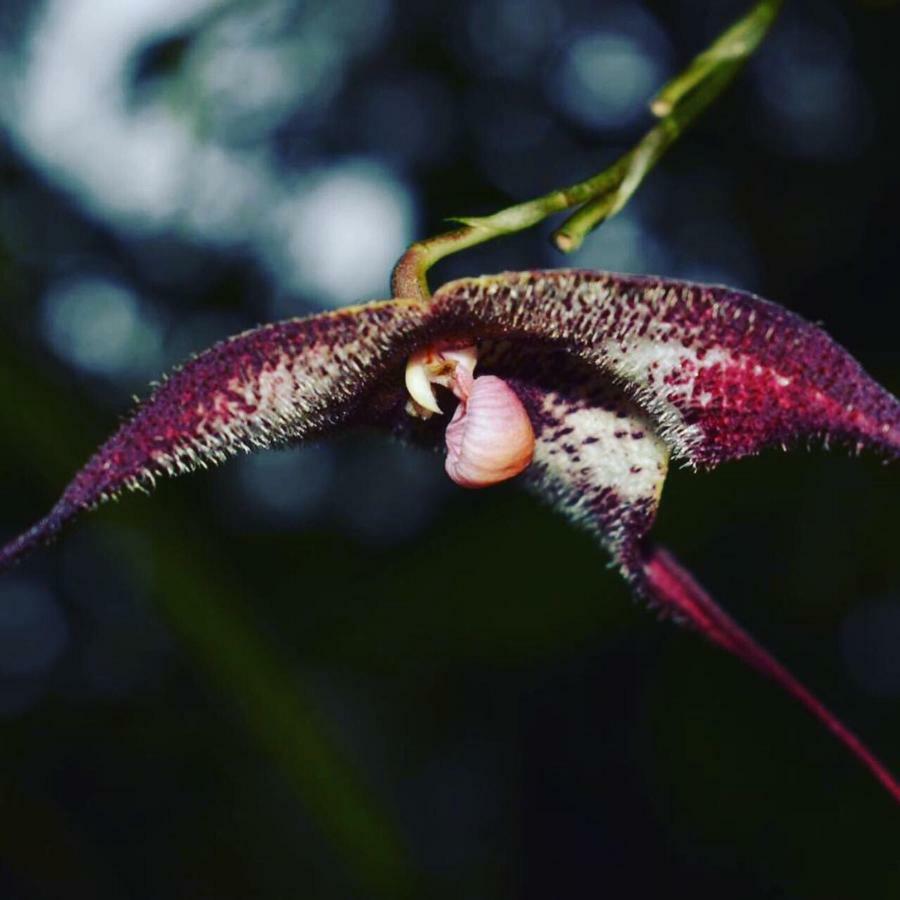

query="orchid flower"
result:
[1,268,897,802]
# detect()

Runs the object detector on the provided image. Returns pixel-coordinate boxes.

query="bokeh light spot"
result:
[271,160,416,307]
[41,275,164,378]
[550,7,671,133]
[463,0,564,77]
[571,208,671,276]
[753,20,873,159]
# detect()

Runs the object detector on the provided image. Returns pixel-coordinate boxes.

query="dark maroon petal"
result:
[480,339,899,800]
[1,267,897,801]
[430,270,899,467]
[426,274,899,801]
[5,268,897,578]
[5,268,898,573]
[638,544,900,802]
[0,299,428,572]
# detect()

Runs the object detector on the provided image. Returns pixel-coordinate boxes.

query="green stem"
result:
[650,0,784,117]
[391,0,784,301]
[553,64,742,251]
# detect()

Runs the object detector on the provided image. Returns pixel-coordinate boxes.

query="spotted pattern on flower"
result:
[472,344,669,570]
[429,271,898,466]
[1,269,897,801]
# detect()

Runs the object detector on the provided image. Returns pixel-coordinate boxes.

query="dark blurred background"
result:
[0,0,898,897]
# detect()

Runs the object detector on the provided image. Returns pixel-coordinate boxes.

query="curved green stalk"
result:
[391,0,785,301]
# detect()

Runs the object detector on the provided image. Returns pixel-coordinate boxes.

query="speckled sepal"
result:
[430,270,900,466]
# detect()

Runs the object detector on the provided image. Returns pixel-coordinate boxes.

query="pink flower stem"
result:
[640,543,900,803]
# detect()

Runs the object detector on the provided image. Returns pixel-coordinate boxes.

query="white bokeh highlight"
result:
[551,5,671,132]
[2,0,407,303]
[41,275,164,378]
[270,161,415,307]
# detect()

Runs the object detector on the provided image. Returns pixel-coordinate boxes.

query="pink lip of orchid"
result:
[405,343,536,488]
[443,374,535,488]
[0,268,898,802]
